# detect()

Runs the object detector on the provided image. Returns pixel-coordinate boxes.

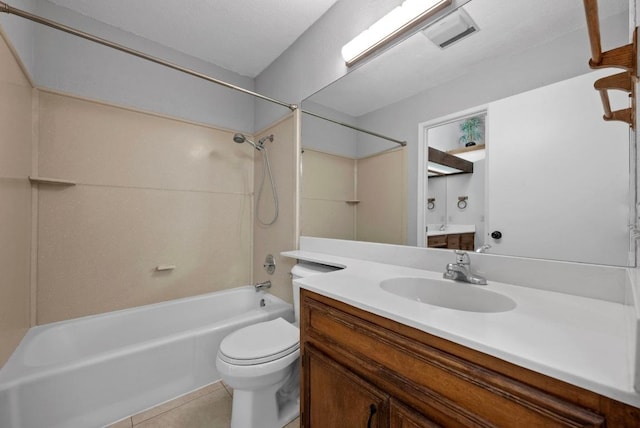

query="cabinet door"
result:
[459,233,474,250]
[303,345,389,428]
[446,234,460,249]
[390,400,441,428]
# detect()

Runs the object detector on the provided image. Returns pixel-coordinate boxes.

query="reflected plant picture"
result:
[459,116,484,147]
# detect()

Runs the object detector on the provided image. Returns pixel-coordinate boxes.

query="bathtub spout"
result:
[255,280,271,292]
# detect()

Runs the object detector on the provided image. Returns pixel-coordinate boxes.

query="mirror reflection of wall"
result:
[485,71,628,266]
[300,147,406,245]
[300,108,406,244]
[426,180,446,225]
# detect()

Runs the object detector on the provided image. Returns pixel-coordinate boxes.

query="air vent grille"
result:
[438,25,477,48]
[423,8,478,49]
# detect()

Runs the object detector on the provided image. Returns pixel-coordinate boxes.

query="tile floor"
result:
[107,382,300,428]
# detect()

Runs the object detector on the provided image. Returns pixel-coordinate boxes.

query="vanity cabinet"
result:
[427,232,474,250]
[300,289,640,427]
[306,345,388,427]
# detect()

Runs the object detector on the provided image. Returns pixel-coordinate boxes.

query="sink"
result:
[380,277,516,313]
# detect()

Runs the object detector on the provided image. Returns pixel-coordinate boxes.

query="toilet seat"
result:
[219,318,299,366]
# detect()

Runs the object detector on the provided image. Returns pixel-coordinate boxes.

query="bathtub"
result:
[0,286,293,428]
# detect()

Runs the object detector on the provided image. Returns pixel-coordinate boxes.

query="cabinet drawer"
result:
[302,292,605,427]
[427,235,447,248]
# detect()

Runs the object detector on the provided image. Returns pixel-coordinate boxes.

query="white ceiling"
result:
[307,0,629,117]
[46,0,339,78]
[45,0,629,109]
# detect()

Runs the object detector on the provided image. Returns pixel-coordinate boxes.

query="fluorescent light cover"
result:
[342,0,451,66]
[427,162,460,175]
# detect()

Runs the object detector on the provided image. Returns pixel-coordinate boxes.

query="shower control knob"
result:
[490,231,502,240]
[263,254,276,275]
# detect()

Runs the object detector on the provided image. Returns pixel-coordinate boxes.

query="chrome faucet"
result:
[254,280,272,292]
[443,251,487,285]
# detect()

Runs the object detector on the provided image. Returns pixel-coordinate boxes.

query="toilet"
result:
[216,262,339,428]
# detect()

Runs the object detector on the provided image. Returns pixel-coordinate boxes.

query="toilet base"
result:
[230,383,299,428]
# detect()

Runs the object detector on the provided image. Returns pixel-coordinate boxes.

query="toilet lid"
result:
[219,317,299,365]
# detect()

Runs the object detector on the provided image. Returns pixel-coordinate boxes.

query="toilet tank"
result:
[291,261,341,324]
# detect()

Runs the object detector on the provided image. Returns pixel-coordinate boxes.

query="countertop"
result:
[282,250,638,408]
[427,224,475,237]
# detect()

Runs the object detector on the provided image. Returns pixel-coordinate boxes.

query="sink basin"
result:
[380,277,516,313]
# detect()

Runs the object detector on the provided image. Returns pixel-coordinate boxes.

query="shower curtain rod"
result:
[302,109,407,147]
[0,1,297,111]
[0,1,406,147]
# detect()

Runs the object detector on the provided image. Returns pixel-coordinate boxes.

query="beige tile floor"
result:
[108,382,300,428]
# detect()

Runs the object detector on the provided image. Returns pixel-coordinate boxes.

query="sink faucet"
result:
[443,251,487,285]
[255,280,272,292]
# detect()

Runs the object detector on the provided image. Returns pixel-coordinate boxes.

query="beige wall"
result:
[300,147,407,245]
[300,149,356,240]
[36,92,254,323]
[0,33,32,365]
[356,148,406,245]
[0,34,302,363]
[253,113,299,304]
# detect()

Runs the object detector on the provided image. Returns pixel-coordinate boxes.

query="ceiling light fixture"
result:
[341,0,452,67]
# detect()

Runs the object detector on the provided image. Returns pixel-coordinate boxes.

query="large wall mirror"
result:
[300,0,634,267]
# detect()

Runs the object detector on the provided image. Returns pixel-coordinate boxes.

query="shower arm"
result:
[257,134,274,148]
[0,1,297,111]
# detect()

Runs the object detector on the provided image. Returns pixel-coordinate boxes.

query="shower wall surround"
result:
[0,32,31,366]
[301,148,406,244]
[356,149,406,244]
[36,92,255,324]
[301,149,357,240]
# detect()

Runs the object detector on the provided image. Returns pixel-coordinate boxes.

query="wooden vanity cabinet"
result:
[300,289,640,427]
[305,345,389,427]
[458,232,474,250]
[427,232,474,250]
[426,234,448,248]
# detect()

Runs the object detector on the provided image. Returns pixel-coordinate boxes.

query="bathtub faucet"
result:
[255,280,272,292]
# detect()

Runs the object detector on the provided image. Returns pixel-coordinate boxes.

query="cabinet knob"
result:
[490,231,503,240]
[367,404,377,428]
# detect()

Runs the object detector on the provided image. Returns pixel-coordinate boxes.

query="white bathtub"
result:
[0,286,293,428]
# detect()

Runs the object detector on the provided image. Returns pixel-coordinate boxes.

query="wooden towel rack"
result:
[583,0,637,128]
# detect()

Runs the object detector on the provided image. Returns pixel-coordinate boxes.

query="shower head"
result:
[232,133,259,150]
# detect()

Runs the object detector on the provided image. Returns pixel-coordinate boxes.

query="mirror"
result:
[426,113,486,251]
[300,0,633,266]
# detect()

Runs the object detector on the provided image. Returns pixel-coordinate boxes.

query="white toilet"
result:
[216,262,339,428]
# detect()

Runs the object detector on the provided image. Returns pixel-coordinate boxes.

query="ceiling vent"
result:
[422,8,478,49]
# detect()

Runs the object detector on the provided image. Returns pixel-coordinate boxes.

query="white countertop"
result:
[427,224,475,237]
[282,249,639,408]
